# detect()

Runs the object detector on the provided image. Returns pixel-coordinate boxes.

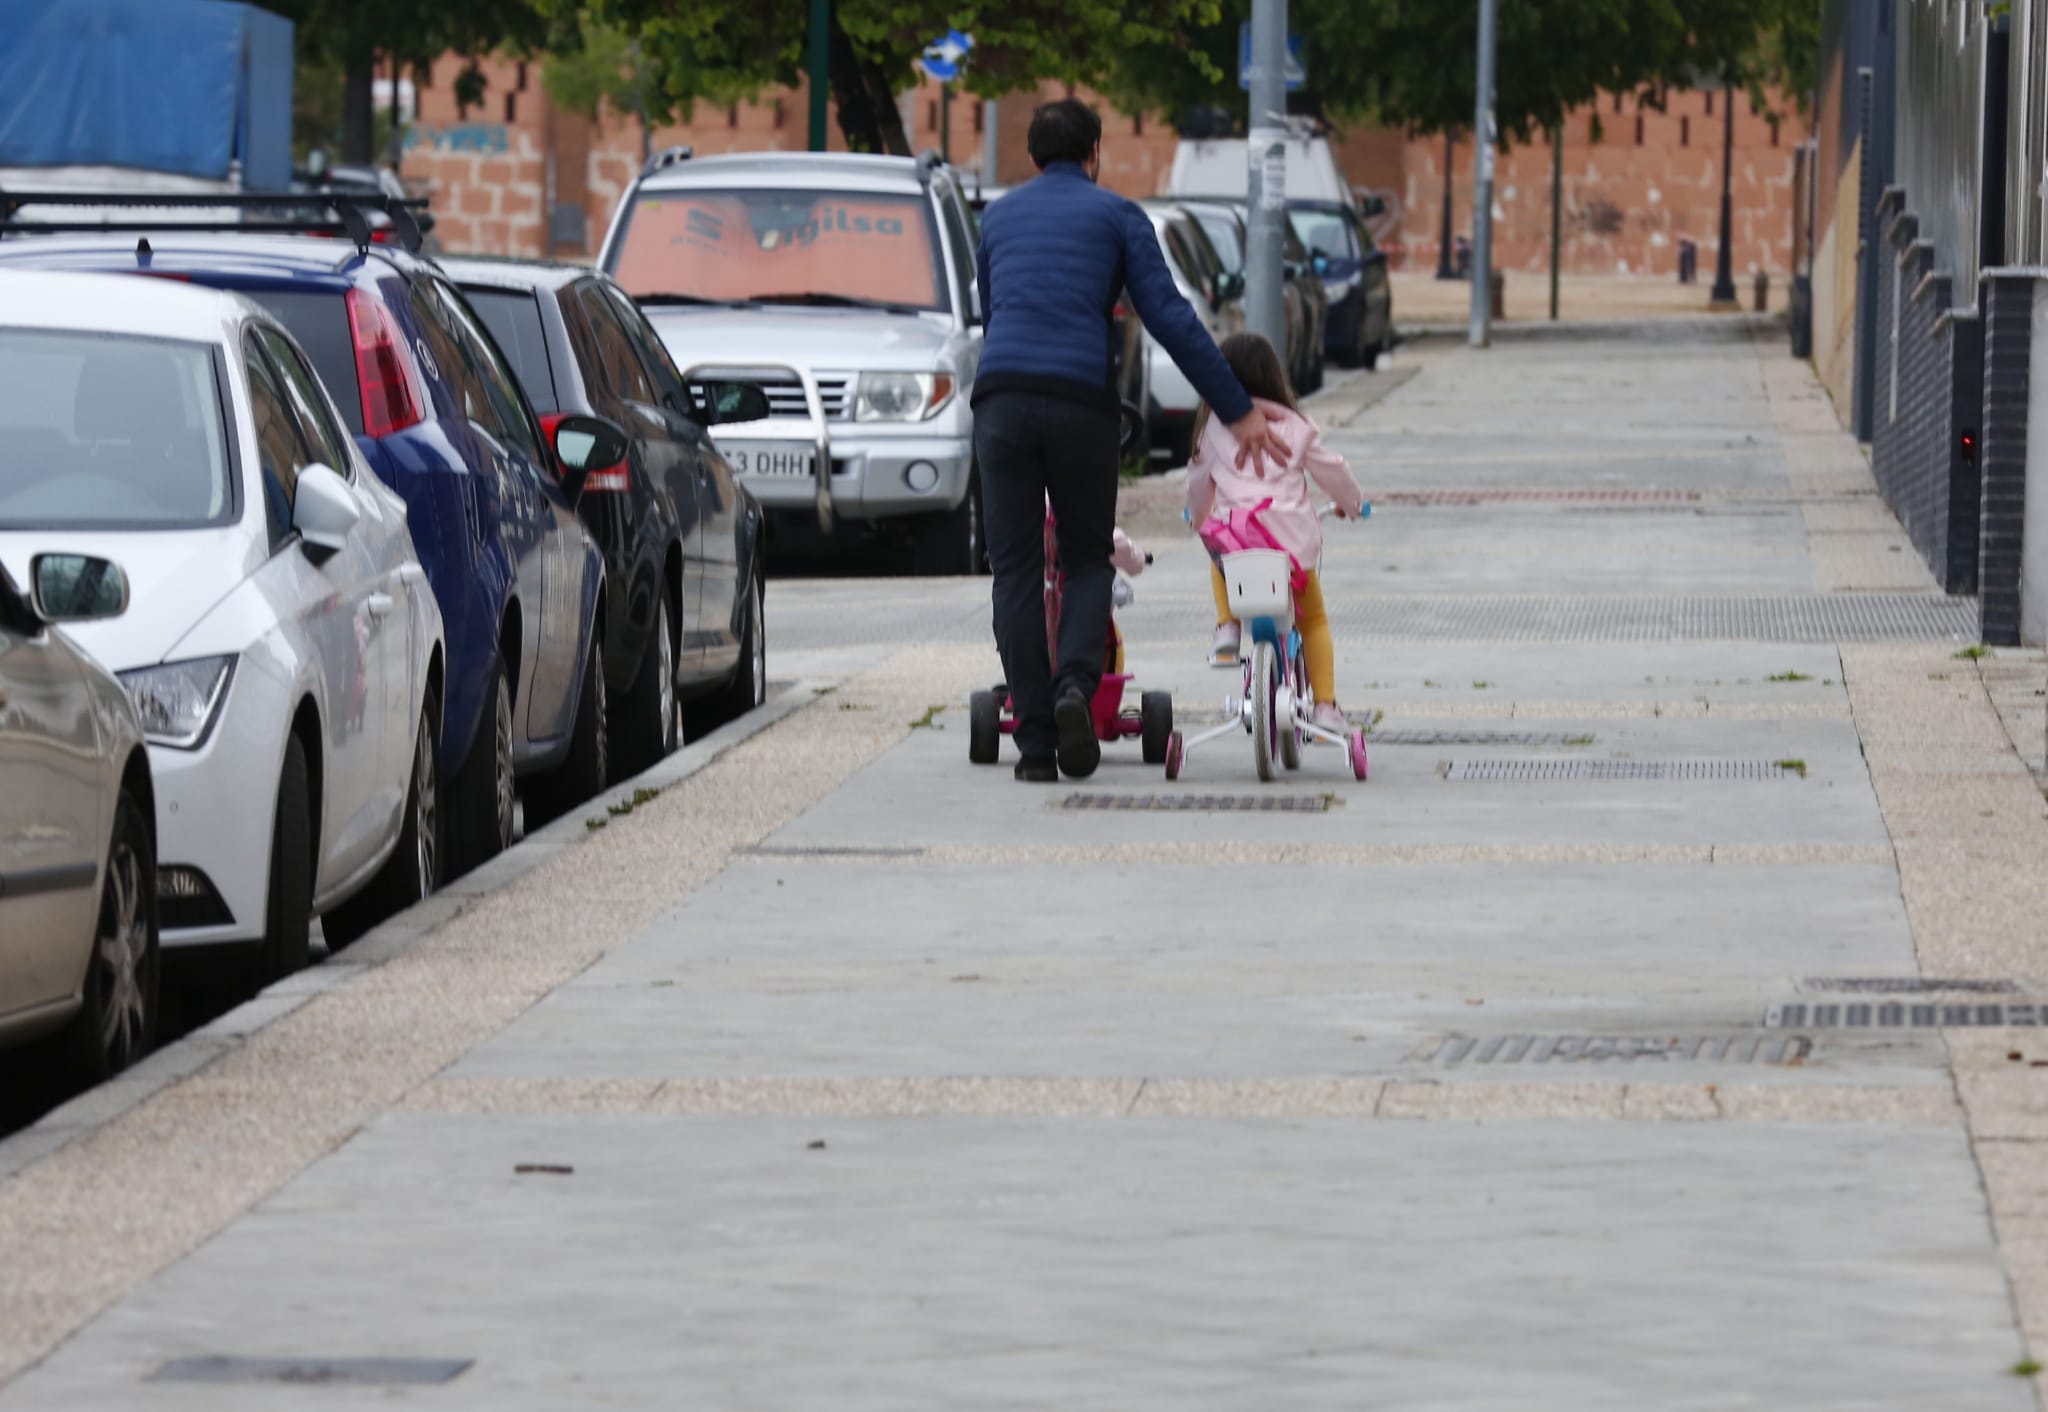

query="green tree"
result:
[271,0,565,165]
[553,0,1223,156]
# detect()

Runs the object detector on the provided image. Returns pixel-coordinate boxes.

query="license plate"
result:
[722,443,815,478]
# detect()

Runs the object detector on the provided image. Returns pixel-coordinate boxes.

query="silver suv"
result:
[598,150,985,574]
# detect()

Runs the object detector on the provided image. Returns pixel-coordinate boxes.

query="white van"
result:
[1166,134,1352,206]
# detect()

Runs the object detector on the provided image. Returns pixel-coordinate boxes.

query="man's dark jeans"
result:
[973,391,1119,762]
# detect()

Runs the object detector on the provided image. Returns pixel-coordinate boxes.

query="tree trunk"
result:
[341,47,376,166]
[826,9,909,155]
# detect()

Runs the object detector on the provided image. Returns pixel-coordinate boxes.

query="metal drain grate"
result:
[742,845,926,859]
[1376,489,1703,506]
[1442,758,1800,782]
[1061,793,1332,813]
[148,1357,473,1386]
[1369,729,1584,747]
[1426,1033,1812,1066]
[1766,1001,2047,1028]
[1803,976,2019,994]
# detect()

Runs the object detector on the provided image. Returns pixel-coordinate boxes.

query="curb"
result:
[0,677,832,1185]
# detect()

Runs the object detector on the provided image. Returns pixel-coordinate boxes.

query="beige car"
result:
[0,554,157,1083]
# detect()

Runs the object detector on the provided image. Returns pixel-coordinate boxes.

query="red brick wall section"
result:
[401,54,1803,280]
[1389,90,1807,277]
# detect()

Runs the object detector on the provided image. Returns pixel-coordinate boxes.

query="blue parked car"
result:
[0,223,619,890]
[1287,201,1393,370]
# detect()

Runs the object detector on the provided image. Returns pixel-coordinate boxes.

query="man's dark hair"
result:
[1027,98,1102,169]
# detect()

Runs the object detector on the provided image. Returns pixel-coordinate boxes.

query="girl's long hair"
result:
[1192,330,1298,451]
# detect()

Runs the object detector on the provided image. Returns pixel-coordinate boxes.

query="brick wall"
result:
[1979,272,2037,644]
[395,54,1798,282]
[1390,91,1805,277]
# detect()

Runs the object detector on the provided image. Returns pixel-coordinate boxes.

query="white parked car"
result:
[0,271,446,986]
[1137,204,1243,467]
[0,554,157,1081]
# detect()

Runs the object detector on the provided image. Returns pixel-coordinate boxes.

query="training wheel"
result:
[1164,730,1185,780]
[1347,729,1369,781]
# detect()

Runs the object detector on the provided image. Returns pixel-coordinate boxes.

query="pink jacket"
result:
[1186,398,1364,569]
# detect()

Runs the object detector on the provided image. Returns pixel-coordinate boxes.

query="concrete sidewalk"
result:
[5,318,2048,1409]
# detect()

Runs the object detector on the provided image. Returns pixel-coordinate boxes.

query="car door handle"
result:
[365,593,395,620]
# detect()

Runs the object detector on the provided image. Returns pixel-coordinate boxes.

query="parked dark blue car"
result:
[1288,201,1394,369]
[0,231,615,888]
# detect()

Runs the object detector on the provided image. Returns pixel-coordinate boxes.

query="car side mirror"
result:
[549,413,630,501]
[701,381,772,426]
[1217,270,1246,302]
[28,553,129,623]
[1311,252,1331,278]
[293,463,360,557]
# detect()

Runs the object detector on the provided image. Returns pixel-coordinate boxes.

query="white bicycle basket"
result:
[1219,549,1295,626]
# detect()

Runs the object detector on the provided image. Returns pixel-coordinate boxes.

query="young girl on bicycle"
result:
[1185,331,1365,733]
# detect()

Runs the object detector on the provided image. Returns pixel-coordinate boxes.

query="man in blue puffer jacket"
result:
[974,97,1282,782]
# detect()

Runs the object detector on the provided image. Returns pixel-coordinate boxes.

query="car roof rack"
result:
[0,189,427,254]
[641,145,694,179]
[914,150,946,184]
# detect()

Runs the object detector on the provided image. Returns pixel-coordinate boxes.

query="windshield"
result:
[609,188,948,313]
[1290,207,1356,262]
[1188,210,1244,272]
[0,329,232,529]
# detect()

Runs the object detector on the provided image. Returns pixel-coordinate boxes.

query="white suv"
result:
[0,272,446,984]
[598,150,985,574]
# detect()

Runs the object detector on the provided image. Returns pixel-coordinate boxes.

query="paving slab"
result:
[1,1114,2026,1412]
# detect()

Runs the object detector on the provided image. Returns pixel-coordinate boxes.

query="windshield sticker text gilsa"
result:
[756,207,906,250]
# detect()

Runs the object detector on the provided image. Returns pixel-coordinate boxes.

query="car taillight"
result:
[345,287,424,438]
[538,412,629,493]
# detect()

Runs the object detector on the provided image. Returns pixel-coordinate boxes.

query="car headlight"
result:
[118,656,235,749]
[854,371,954,421]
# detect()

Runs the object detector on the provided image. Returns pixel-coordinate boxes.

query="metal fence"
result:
[2009,0,2047,265]
[1894,0,1989,306]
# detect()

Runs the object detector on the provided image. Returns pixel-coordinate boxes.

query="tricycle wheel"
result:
[1279,656,1304,772]
[1250,641,1277,782]
[1140,690,1173,765]
[1164,731,1185,781]
[968,690,1001,765]
[1348,729,1370,782]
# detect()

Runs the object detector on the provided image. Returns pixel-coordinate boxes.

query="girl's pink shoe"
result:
[1311,702,1348,734]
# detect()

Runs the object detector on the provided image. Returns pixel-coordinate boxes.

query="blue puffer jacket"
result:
[974,161,1252,425]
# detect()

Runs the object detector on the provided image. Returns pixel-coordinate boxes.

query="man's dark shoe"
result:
[1014,755,1058,783]
[1054,690,1101,778]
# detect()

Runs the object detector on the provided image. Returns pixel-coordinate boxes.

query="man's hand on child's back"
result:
[1227,406,1288,477]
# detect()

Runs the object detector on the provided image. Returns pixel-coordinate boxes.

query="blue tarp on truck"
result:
[0,0,293,190]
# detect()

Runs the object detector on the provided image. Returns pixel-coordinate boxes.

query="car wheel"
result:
[257,734,313,985]
[60,786,158,1083]
[615,593,678,776]
[525,633,609,831]
[911,473,983,576]
[698,570,766,734]
[448,657,514,878]
[322,692,438,950]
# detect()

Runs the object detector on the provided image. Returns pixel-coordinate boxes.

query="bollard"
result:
[1752,270,1770,312]
[1489,268,1505,321]
[1789,275,1813,358]
[1677,239,1697,284]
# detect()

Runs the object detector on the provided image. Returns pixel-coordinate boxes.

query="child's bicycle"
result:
[1166,503,1370,783]
[968,511,1175,767]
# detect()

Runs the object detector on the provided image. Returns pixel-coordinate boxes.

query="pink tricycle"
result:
[968,512,1174,766]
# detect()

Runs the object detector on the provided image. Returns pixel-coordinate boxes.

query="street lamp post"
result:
[1710,69,1739,308]
[807,0,830,152]
[1469,0,1497,347]
[1435,130,1456,280]
[1244,0,1288,350]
